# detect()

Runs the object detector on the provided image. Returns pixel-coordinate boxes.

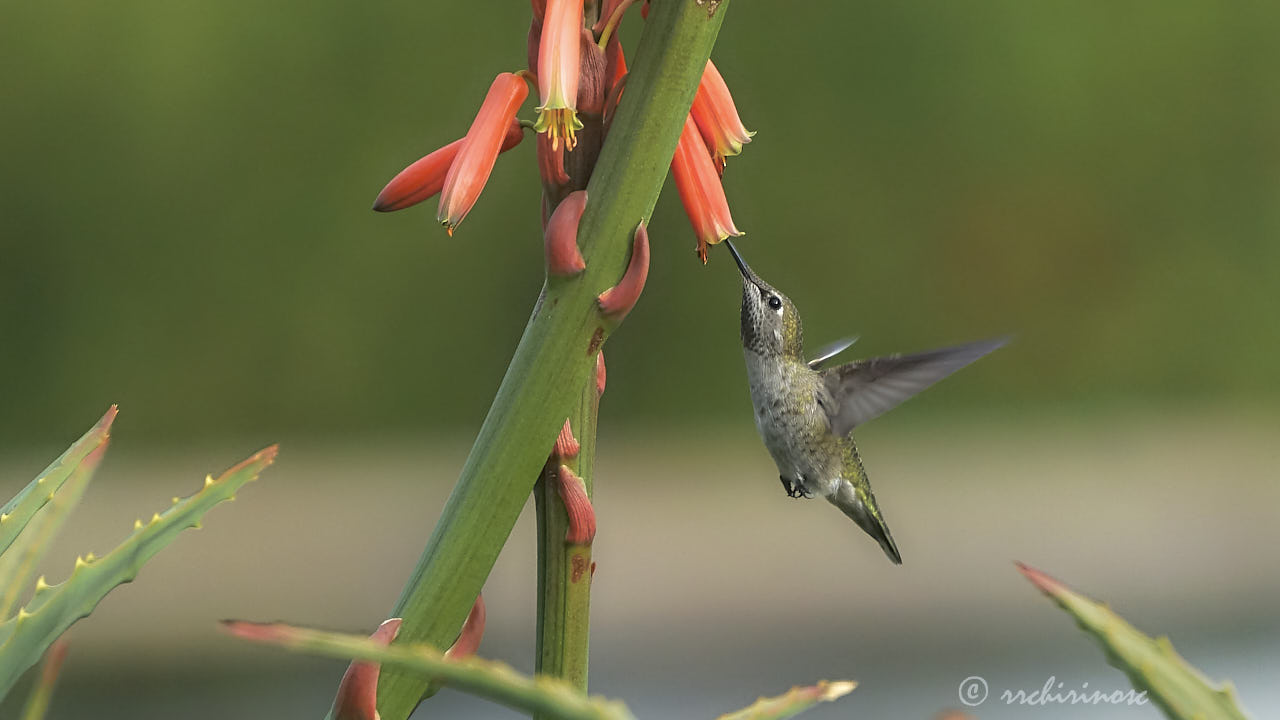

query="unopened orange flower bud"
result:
[438,73,529,234]
[604,32,627,92]
[671,114,743,263]
[373,122,522,213]
[597,221,650,319]
[577,28,608,117]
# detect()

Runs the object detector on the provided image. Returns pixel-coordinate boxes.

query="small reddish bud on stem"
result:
[444,594,486,660]
[332,618,402,720]
[555,465,596,545]
[595,351,606,397]
[553,418,581,459]
[596,221,650,320]
[544,190,588,276]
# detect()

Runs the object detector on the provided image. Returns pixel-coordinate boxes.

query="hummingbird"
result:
[723,240,1005,564]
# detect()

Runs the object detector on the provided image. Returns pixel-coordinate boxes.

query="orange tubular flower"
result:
[438,73,529,234]
[690,60,754,175]
[533,0,583,151]
[671,114,742,263]
[373,123,522,213]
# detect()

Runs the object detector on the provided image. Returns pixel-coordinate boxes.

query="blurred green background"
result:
[4,1,1279,445]
[1,1,1277,719]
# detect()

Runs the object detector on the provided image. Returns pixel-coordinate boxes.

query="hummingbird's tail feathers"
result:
[820,336,1009,437]
[829,479,902,565]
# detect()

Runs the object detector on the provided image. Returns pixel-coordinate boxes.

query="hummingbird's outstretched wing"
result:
[807,336,859,370]
[820,337,1007,436]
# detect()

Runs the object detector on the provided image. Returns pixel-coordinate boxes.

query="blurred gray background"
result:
[1,1,1277,718]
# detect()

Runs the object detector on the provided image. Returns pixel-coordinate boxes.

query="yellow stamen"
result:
[534,108,583,152]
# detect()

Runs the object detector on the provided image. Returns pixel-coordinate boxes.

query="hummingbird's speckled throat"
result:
[725,240,802,358]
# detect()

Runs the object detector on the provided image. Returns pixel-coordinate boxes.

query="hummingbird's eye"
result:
[767,296,783,311]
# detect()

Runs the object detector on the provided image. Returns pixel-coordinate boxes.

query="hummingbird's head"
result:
[724,240,803,359]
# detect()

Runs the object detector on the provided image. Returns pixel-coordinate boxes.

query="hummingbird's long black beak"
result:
[723,239,760,285]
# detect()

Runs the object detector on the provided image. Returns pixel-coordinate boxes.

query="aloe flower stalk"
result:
[533,0,584,151]
[438,73,529,234]
[361,4,739,716]
[690,59,753,174]
[671,113,742,263]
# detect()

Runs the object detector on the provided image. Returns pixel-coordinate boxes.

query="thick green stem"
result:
[374,3,731,718]
[534,382,598,701]
[532,47,607,704]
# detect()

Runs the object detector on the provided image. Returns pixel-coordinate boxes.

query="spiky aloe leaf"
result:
[1016,563,1252,720]
[0,442,109,618]
[0,446,277,697]
[0,407,116,558]
[715,681,856,720]
[222,620,636,720]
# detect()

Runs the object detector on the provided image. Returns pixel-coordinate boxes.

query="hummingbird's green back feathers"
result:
[829,441,902,564]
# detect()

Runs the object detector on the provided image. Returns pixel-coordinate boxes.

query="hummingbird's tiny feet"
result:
[794,476,815,498]
[780,476,800,497]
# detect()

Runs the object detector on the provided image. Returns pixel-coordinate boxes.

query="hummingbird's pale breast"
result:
[743,349,843,498]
